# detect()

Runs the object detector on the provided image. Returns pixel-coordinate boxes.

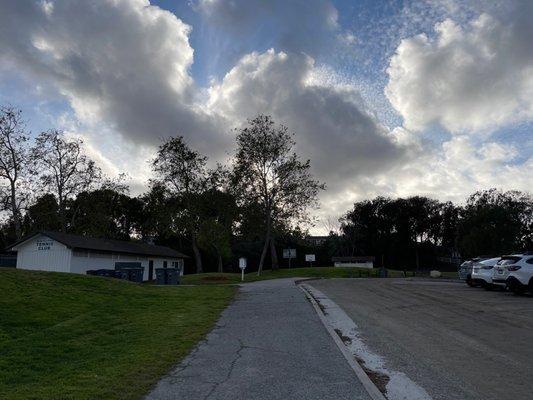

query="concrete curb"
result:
[299,284,387,400]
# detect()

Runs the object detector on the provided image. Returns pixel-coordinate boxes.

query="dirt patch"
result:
[201,276,230,282]
[354,355,390,394]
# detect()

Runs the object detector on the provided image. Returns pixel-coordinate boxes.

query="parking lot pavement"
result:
[145,278,371,400]
[309,278,533,400]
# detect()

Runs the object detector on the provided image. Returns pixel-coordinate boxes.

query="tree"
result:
[197,181,237,273]
[458,189,532,257]
[232,115,324,275]
[0,107,31,239]
[151,136,209,273]
[22,193,61,232]
[70,179,140,240]
[31,130,101,232]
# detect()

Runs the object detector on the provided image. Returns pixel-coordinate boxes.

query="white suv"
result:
[492,254,533,294]
[471,257,501,289]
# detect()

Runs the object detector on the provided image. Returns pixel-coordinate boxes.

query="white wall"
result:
[145,258,184,281]
[13,234,184,281]
[14,235,71,273]
[71,252,183,281]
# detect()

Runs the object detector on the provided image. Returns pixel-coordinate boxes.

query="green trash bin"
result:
[166,268,180,285]
[155,268,167,285]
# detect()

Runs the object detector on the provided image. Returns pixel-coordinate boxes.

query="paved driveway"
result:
[310,278,533,400]
[146,278,371,400]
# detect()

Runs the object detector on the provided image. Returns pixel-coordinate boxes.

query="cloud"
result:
[207,49,409,219]
[0,0,230,155]
[385,1,533,133]
[196,0,339,56]
[0,0,530,232]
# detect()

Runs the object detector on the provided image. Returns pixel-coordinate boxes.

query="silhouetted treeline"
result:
[1,107,530,273]
[336,189,532,270]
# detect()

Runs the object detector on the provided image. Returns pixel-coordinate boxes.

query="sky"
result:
[0,0,531,233]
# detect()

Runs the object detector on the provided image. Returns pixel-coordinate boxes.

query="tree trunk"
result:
[270,236,279,270]
[191,234,203,273]
[257,211,271,276]
[217,250,223,273]
[10,182,21,239]
[58,195,67,232]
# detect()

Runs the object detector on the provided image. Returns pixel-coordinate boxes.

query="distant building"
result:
[10,231,188,281]
[332,256,375,269]
[305,235,329,247]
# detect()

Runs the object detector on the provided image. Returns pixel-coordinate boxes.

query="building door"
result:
[148,260,154,280]
[163,261,168,269]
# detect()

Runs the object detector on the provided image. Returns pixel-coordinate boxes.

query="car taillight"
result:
[507,265,521,271]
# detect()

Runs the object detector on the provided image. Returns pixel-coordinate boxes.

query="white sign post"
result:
[283,249,297,269]
[305,254,315,267]
[239,257,247,282]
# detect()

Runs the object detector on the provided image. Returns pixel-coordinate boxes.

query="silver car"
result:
[471,257,501,289]
[458,258,488,286]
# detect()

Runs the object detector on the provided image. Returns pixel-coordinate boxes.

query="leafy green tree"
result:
[458,189,532,257]
[197,181,237,272]
[232,115,324,275]
[22,193,61,233]
[151,136,209,273]
[70,181,140,240]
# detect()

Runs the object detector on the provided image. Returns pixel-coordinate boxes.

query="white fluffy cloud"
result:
[374,135,532,203]
[0,0,530,231]
[207,49,407,192]
[206,49,410,221]
[0,0,229,155]
[386,1,533,133]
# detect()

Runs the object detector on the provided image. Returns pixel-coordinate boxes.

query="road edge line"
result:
[299,284,387,400]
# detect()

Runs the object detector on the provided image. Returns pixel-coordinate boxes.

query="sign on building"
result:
[305,254,315,262]
[283,249,296,259]
[36,241,53,251]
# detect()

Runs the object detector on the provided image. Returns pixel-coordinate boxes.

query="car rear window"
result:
[498,256,522,265]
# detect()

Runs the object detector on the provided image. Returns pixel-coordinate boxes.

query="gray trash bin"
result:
[129,267,144,283]
[166,268,180,285]
[155,268,167,285]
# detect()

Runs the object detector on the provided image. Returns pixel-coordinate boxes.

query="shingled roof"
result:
[11,231,188,259]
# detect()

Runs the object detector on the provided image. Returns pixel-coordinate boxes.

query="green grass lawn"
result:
[0,268,235,400]
[180,266,458,285]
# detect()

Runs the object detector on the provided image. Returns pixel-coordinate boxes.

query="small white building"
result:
[10,231,188,281]
[332,256,375,269]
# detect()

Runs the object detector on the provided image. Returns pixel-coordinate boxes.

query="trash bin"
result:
[128,267,144,283]
[113,269,129,280]
[166,268,180,285]
[155,268,167,285]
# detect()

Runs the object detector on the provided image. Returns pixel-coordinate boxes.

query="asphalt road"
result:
[146,278,371,400]
[309,278,533,400]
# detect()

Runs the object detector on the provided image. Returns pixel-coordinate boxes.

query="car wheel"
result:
[508,278,525,295]
[483,282,493,291]
[466,276,474,287]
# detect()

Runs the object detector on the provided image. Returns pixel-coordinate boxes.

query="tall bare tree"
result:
[233,115,325,275]
[152,136,208,273]
[0,107,31,239]
[32,130,101,232]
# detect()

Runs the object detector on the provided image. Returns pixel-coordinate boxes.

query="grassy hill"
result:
[0,268,235,400]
